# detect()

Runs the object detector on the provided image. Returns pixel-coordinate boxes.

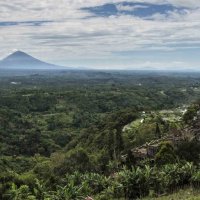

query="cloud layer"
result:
[0,0,200,69]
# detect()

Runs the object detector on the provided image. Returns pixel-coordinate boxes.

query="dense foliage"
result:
[0,70,200,199]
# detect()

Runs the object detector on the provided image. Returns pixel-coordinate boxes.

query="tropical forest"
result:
[0,70,200,200]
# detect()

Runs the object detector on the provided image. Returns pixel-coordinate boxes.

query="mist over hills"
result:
[0,51,68,70]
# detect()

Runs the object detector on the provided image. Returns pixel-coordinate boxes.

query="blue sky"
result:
[0,0,200,70]
[82,2,185,18]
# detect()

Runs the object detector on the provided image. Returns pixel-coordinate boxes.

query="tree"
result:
[176,139,200,165]
[155,142,178,165]
[155,123,161,139]
[54,148,93,175]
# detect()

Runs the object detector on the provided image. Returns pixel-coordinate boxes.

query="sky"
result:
[0,0,200,70]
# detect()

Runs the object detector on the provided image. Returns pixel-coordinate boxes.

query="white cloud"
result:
[116,4,148,12]
[0,0,200,69]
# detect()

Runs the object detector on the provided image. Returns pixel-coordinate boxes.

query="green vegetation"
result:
[0,71,200,199]
[142,187,200,200]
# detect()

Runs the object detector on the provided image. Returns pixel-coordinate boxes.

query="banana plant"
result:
[53,179,85,200]
[5,183,36,200]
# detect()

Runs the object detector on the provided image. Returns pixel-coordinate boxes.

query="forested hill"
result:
[0,71,200,199]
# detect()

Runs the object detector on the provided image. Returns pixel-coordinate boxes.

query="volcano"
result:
[0,51,67,70]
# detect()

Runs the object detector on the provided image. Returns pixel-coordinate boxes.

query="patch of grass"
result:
[142,188,200,200]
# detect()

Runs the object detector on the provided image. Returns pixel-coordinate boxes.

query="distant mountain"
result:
[0,51,68,70]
